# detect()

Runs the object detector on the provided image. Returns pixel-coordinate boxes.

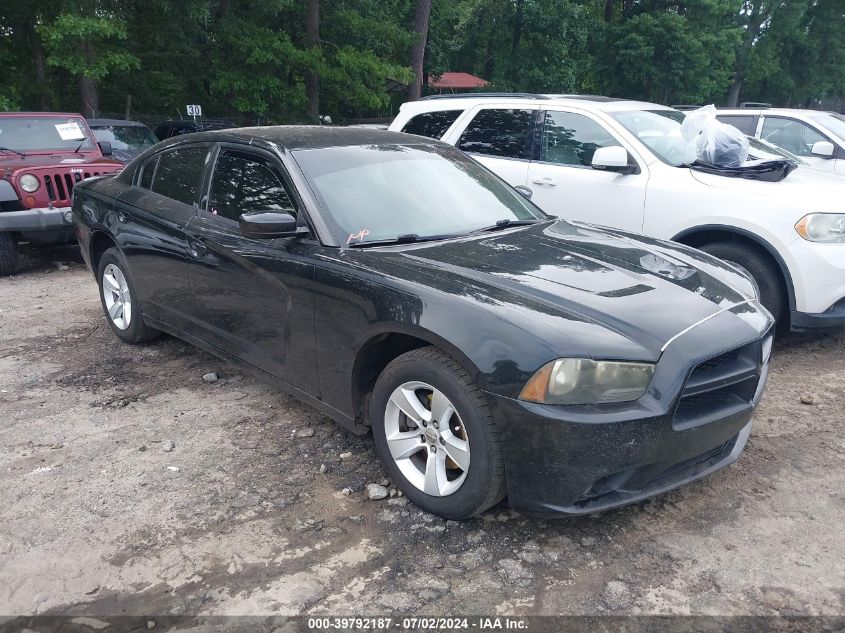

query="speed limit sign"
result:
[186,104,203,117]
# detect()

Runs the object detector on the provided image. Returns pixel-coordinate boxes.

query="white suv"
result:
[389,94,845,330]
[716,107,845,174]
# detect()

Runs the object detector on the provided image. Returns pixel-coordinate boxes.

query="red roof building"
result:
[428,72,490,92]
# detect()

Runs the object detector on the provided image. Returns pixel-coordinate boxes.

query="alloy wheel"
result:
[383,381,470,497]
[102,263,132,330]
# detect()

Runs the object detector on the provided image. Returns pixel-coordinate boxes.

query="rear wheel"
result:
[370,346,506,519]
[0,232,17,276]
[699,241,785,322]
[97,248,160,343]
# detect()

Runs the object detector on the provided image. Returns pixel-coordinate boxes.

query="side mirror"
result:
[239,211,305,239]
[97,141,113,156]
[591,146,637,174]
[811,140,836,158]
[513,185,533,200]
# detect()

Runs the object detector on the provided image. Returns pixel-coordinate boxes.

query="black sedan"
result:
[72,127,774,519]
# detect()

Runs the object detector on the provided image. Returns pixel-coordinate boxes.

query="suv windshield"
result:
[91,124,157,161]
[747,136,807,165]
[611,109,694,166]
[808,112,845,142]
[294,143,546,245]
[0,116,95,152]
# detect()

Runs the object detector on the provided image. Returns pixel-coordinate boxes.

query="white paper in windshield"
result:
[55,122,86,141]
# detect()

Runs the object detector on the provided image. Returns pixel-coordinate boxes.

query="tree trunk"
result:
[726,3,767,106]
[604,0,615,22]
[24,18,51,110]
[305,0,320,120]
[79,75,99,118]
[509,0,525,85]
[408,0,433,101]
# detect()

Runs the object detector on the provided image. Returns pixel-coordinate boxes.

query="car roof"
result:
[0,111,86,118]
[87,118,150,127]
[717,107,839,117]
[401,93,674,114]
[156,125,436,152]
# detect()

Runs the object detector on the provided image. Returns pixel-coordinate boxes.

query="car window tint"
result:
[715,115,756,135]
[150,147,208,205]
[401,110,462,139]
[761,117,826,156]
[138,157,156,189]
[457,108,534,159]
[208,152,295,222]
[541,111,617,166]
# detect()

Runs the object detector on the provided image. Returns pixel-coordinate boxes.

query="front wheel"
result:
[370,347,506,519]
[0,232,18,276]
[699,241,785,322]
[97,247,160,344]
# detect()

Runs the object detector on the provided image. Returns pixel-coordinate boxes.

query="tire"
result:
[0,232,18,276]
[699,241,785,322]
[370,346,506,519]
[97,247,160,344]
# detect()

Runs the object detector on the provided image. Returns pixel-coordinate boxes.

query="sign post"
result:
[186,104,203,122]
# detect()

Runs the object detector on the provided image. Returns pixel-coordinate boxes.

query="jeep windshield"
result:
[611,109,695,167]
[293,143,547,245]
[0,116,95,153]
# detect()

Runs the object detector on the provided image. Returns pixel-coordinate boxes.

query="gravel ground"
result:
[0,245,843,617]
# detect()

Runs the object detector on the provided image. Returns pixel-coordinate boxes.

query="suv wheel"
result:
[97,248,160,343]
[0,232,18,276]
[699,241,785,322]
[370,346,506,519]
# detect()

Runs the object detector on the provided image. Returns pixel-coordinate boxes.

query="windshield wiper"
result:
[348,233,454,248]
[469,218,542,234]
[0,146,26,157]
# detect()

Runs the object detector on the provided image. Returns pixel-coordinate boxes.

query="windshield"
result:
[611,109,695,166]
[0,116,95,152]
[293,143,546,245]
[808,112,845,142]
[91,124,158,160]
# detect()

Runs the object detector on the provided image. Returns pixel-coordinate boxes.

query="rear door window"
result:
[150,147,209,205]
[401,110,463,139]
[457,108,535,159]
[715,115,757,135]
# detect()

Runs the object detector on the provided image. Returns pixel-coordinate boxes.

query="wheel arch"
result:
[350,326,482,426]
[89,230,119,275]
[672,224,796,311]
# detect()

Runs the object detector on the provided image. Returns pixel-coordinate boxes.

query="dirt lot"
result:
[1,245,843,618]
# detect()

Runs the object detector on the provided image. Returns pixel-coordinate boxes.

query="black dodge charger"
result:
[72,126,774,519]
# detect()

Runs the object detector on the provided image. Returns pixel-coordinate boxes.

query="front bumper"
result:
[489,311,772,517]
[784,238,845,328]
[0,206,74,232]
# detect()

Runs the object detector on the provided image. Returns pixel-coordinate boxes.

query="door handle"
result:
[116,210,128,223]
[531,177,557,186]
[187,239,207,259]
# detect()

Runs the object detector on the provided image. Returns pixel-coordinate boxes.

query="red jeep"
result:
[0,112,122,275]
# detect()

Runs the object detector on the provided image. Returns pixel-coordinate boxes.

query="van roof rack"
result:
[739,102,772,109]
[420,92,550,101]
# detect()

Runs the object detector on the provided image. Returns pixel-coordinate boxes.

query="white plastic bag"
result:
[681,105,749,167]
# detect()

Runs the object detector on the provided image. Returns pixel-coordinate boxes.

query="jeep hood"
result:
[353,220,769,360]
[0,152,121,171]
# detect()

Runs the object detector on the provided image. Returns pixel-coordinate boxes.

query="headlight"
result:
[518,358,655,405]
[19,173,40,193]
[795,213,845,243]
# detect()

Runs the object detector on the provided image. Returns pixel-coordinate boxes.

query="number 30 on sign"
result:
[186,104,203,117]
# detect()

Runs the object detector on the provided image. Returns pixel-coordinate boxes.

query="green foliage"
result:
[0,0,842,120]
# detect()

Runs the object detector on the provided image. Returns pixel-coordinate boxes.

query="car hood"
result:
[688,164,845,209]
[355,220,764,360]
[0,152,120,171]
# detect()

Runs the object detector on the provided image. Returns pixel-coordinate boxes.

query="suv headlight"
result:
[19,173,40,193]
[518,358,655,405]
[795,213,845,243]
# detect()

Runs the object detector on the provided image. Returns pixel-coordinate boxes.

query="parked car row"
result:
[389,94,845,331]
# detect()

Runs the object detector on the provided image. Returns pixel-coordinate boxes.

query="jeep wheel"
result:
[0,232,17,276]
[97,247,161,344]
